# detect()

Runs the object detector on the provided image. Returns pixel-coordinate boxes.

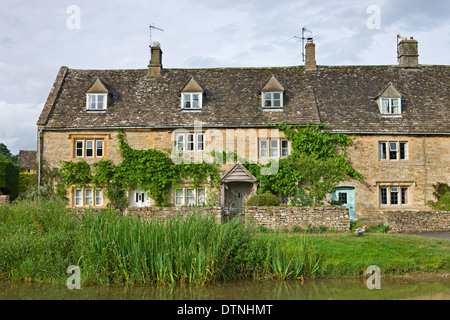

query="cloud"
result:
[0,101,42,154]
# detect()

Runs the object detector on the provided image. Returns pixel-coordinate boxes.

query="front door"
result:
[333,187,355,221]
[131,189,150,207]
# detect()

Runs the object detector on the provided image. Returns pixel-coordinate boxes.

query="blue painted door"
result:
[333,187,355,221]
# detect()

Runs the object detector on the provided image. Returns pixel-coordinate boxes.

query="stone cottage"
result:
[37,36,449,224]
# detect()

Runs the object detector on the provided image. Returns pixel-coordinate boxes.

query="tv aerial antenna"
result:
[149,23,164,47]
[288,26,315,63]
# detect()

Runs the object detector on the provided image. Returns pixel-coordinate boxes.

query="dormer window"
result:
[181,77,204,110]
[263,92,283,108]
[182,93,202,109]
[376,83,402,116]
[86,77,110,110]
[381,98,401,114]
[261,75,285,110]
[87,93,107,110]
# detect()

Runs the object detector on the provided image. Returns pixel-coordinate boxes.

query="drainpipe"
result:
[37,128,43,200]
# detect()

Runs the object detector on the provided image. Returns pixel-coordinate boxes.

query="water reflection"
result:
[0,277,449,300]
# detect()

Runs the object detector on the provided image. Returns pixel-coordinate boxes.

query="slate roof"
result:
[38,64,449,134]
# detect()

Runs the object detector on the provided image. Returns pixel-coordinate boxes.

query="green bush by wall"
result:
[0,159,20,200]
[246,193,281,206]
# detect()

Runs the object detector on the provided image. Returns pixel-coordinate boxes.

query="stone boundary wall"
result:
[126,206,350,231]
[0,195,10,206]
[243,206,350,231]
[385,210,450,233]
[126,206,223,224]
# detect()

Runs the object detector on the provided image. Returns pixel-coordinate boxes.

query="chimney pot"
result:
[305,39,317,71]
[398,36,419,68]
[148,43,163,77]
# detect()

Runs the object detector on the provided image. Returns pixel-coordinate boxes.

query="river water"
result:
[1,276,449,300]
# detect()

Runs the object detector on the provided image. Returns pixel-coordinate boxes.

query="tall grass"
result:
[0,200,319,285]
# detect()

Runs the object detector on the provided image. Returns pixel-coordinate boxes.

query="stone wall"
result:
[0,195,10,206]
[126,206,223,224]
[385,210,450,233]
[125,205,350,231]
[243,206,350,231]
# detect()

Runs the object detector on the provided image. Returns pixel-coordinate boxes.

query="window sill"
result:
[181,109,202,112]
[262,108,284,112]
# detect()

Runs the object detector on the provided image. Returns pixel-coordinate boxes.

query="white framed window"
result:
[262,92,283,108]
[85,188,93,206]
[85,140,94,157]
[96,140,104,157]
[174,188,206,206]
[75,140,84,157]
[380,186,409,206]
[281,140,289,157]
[175,188,184,206]
[259,138,288,158]
[74,138,105,159]
[73,187,104,207]
[270,139,279,158]
[87,93,107,110]
[74,189,83,206]
[259,139,268,158]
[182,93,202,109]
[379,141,407,161]
[176,134,185,151]
[186,188,196,206]
[175,133,204,152]
[380,98,401,115]
[95,189,103,206]
[197,188,206,205]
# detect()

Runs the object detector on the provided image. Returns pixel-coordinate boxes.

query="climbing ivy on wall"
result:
[244,123,363,203]
[59,131,220,207]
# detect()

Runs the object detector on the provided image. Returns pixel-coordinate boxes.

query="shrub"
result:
[434,192,450,211]
[432,183,450,200]
[0,159,20,200]
[246,193,281,206]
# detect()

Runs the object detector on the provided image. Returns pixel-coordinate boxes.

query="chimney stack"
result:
[149,42,163,77]
[305,38,317,71]
[397,37,419,68]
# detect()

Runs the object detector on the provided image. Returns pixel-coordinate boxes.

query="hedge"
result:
[0,159,20,200]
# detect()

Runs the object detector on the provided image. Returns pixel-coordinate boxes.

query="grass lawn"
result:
[305,233,450,277]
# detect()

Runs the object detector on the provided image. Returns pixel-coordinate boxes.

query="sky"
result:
[0,0,449,155]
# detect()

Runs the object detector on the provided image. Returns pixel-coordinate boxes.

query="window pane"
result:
[270,139,278,158]
[379,142,387,160]
[264,93,272,107]
[197,188,206,205]
[260,140,268,157]
[389,142,397,160]
[380,187,387,205]
[176,134,184,151]
[390,187,398,205]
[76,140,83,157]
[273,92,280,99]
[88,95,96,109]
[399,142,407,160]
[85,188,93,206]
[86,140,94,157]
[95,189,103,206]
[186,188,195,206]
[382,99,389,113]
[96,140,103,157]
[175,189,184,205]
[197,134,204,151]
[97,95,104,109]
[183,94,191,108]
[391,99,399,114]
[401,187,408,205]
[192,94,199,108]
[187,134,194,151]
[75,189,83,206]
[338,192,347,204]
[281,140,289,157]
